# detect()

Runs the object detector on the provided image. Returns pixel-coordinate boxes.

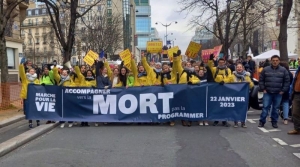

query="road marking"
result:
[268,129,281,132]
[248,111,254,113]
[252,118,259,121]
[272,138,288,145]
[247,119,256,123]
[258,127,269,133]
[290,144,300,148]
[293,153,300,159]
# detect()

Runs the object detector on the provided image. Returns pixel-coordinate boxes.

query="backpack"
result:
[214,68,229,79]
[181,70,197,82]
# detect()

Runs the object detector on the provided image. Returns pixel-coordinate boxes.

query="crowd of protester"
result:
[18,52,300,135]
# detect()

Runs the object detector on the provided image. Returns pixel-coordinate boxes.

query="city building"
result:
[191,27,214,44]
[150,27,161,41]
[21,1,62,66]
[134,0,151,52]
[2,0,29,82]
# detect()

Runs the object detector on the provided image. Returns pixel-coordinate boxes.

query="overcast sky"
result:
[150,0,195,53]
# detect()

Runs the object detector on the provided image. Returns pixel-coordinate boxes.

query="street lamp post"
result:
[155,21,177,45]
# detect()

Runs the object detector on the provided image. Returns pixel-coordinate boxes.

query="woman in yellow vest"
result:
[141,54,161,86]
[19,64,40,128]
[130,52,153,86]
[174,51,200,126]
[229,63,254,128]
[53,67,76,128]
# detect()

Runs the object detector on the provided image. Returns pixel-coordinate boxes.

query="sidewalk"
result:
[0,108,23,122]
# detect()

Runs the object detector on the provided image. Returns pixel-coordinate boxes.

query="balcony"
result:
[43,41,47,45]
[35,33,39,36]
[21,22,50,27]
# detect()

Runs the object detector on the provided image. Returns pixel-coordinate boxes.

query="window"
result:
[6,48,15,69]
[43,57,47,63]
[28,10,32,16]
[80,0,85,4]
[42,9,46,14]
[42,18,46,23]
[107,9,112,16]
[43,36,47,43]
[28,39,32,44]
[28,19,32,25]
[107,0,112,7]
[81,7,85,12]
[43,27,46,33]
[97,5,101,11]
[36,18,39,25]
[44,47,47,52]
[36,48,39,53]
[72,57,76,65]
[36,57,40,63]
[35,9,39,15]
[36,38,40,44]
[28,29,32,34]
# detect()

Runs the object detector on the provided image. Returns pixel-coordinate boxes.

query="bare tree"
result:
[178,0,274,58]
[37,0,102,64]
[80,9,123,60]
[0,0,27,108]
[278,0,293,62]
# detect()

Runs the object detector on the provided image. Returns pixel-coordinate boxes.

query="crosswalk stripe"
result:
[258,127,269,133]
[272,138,288,146]
[268,129,281,132]
[293,153,300,159]
[290,144,300,148]
[247,119,256,123]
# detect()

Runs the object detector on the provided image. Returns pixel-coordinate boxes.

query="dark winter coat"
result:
[259,65,290,94]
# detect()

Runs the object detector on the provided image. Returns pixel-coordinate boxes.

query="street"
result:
[0,110,299,167]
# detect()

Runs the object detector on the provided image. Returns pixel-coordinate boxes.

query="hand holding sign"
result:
[185,41,201,58]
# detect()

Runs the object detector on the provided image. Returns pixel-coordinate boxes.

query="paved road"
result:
[0,110,299,167]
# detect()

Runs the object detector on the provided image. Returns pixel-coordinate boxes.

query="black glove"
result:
[219,81,225,85]
[209,54,214,60]
[187,81,193,85]
[92,86,96,88]
[41,83,46,86]
[176,50,181,57]
[173,52,178,57]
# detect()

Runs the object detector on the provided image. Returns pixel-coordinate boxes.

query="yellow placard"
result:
[83,50,99,66]
[87,50,99,60]
[167,46,179,61]
[119,49,132,69]
[185,41,202,58]
[83,55,95,66]
[147,41,163,53]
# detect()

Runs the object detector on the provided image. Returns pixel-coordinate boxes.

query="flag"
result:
[99,50,105,59]
[167,40,171,45]
[20,57,26,64]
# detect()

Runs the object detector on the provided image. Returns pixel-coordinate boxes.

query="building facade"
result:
[21,1,62,66]
[134,0,151,52]
[1,0,29,82]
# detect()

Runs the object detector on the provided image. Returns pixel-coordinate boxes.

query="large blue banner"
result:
[25,83,249,122]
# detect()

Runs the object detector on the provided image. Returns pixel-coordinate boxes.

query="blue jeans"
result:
[259,93,282,124]
[281,99,289,120]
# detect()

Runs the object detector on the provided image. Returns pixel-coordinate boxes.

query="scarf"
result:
[59,75,70,85]
[184,67,195,72]
[85,76,95,81]
[161,71,171,80]
[138,71,147,78]
[154,68,162,73]
[26,73,37,82]
[233,71,246,81]
[217,65,227,70]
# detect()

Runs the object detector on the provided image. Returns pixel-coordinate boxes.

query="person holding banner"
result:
[110,68,123,88]
[19,64,40,128]
[130,52,153,86]
[95,60,112,89]
[174,50,200,126]
[229,63,254,128]
[208,54,232,127]
[53,67,76,128]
